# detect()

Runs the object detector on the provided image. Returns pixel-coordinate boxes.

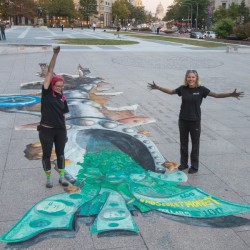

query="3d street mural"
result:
[0,63,250,247]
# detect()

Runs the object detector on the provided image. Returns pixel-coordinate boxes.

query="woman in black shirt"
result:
[148,70,244,174]
[39,46,69,187]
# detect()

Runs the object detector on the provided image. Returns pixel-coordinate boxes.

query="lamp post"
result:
[184,0,198,29]
[181,4,192,29]
[180,4,190,28]
[182,3,192,29]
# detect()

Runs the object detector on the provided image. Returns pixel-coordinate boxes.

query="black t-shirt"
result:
[175,85,210,121]
[40,86,69,128]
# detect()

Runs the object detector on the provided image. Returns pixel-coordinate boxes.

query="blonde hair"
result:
[184,70,200,87]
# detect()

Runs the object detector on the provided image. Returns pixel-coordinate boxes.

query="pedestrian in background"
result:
[39,46,69,188]
[0,22,6,40]
[147,70,244,174]
[156,26,160,35]
[61,23,64,32]
[92,23,96,31]
[116,25,121,38]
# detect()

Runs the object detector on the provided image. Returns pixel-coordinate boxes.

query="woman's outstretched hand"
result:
[53,46,60,54]
[147,81,158,90]
[231,89,244,99]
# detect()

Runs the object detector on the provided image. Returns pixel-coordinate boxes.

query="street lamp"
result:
[184,0,198,29]
[180,4,190,28]
[182,3,192,29]
[181,4,192,29]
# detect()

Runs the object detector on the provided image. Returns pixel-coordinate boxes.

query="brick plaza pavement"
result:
[0,26,250,250]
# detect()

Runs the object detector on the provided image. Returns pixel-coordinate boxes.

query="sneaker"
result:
[188,167,198,174]
[178,165,188,171]
[46,176,53,188]
[59,177,69,187]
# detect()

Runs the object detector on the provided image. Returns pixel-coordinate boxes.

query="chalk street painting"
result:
[0,64,250,247]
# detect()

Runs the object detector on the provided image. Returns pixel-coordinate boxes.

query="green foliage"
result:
[139,27,151,32]
[2,0,37,19]
[126,33,229,47]
[233,22,250,37]
[214,18,235,38]
[44,0,76,18]
[79,0,98,17]
[56,38,139,45]
[129,5,147,23]
[238,0,250,22]
[112,0,149,25]
[112,0,130,21]
[213,0,249,24]
[213,6,228,22]
[0,0,11,20]
[78,0,97,24]
[165,0,210,28]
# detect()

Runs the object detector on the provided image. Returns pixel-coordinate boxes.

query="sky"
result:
[141,0,174,14]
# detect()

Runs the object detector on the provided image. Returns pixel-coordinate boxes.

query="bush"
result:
[233,22,250,38]
[214,18,235,38]
[139,27,151,32]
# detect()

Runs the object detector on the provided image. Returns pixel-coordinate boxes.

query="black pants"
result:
[178,119,201,170]
[1,32,6,40]
[39,126,66,171]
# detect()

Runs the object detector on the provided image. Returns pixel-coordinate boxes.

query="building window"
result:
[222,2,226,8]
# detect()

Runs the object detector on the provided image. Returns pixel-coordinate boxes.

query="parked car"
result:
[204,31,216,38]
[226,34,248,40]
[190,31,204,39]
[179,28,186,34]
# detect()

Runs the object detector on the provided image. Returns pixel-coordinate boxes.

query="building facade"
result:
[96,0,113,28]
[214,0,250,8]
[73,0,112,28]
[113,0,142,7]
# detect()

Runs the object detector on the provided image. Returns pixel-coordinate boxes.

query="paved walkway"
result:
[1,25,230,52]
[0,26,250,250]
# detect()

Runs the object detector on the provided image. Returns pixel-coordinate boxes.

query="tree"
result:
[238,0,250,23]
[44,0,76,19]
[213,1,250,24]
[213,6,228,22]
[112,0,130,25]
[79,0,97,26]
[165,0,210,29]
[214,18,235,38]
[5,0,37,24]
[0,0,11,20]
[128,5,147,25]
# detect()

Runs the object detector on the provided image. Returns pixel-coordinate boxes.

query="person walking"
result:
[39,46,69,188]
[92,23,96,31]
[116,25,121,38]
[156,26,160,35]
[0,22,6,40]
[147,70,244,174]
[61,23,64,32]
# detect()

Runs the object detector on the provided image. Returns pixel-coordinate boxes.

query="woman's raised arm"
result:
[43,46,60,89]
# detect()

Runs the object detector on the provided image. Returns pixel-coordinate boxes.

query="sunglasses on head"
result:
[186,70,197,73]
[54,85,64,89]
